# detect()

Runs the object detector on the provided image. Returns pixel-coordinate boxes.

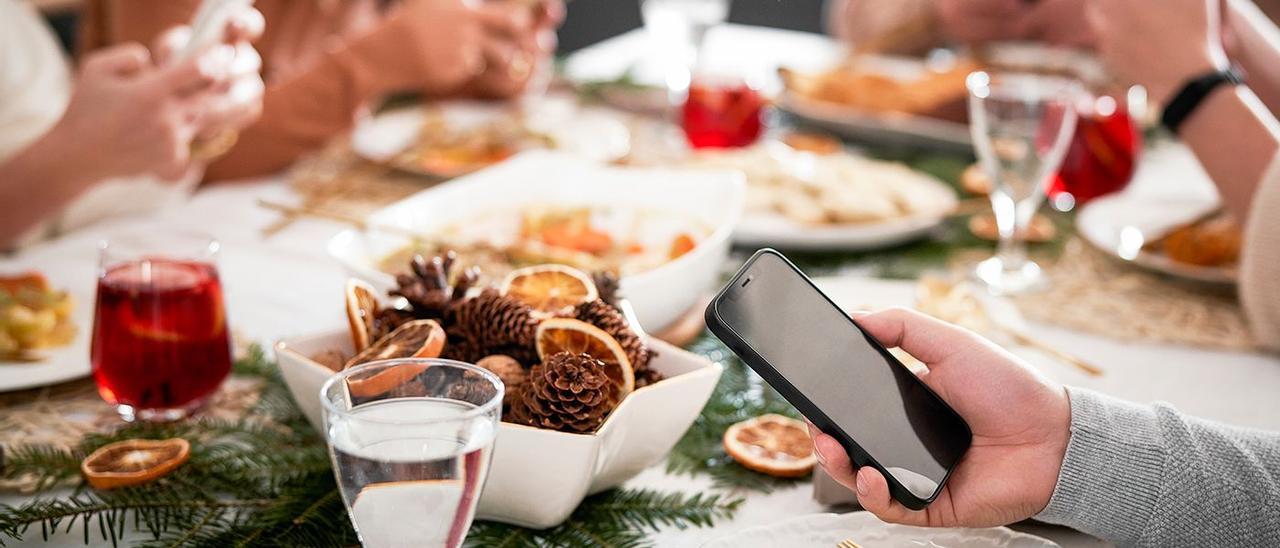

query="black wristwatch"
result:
[1160,66,1246,134]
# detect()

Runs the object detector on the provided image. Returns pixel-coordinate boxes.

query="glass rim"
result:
[98,228,220,263]
[966,70,1083,100]
[319,358,505,425]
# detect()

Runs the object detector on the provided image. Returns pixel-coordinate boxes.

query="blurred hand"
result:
[468,0,566,98]
[153,6,266,141]
[52,41,238,181]
[1022,0,1094,49]
[1087,0,1228,105]
[808,308,1071,528]
[935,0,1033,44]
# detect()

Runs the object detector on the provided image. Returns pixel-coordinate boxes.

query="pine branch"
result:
[0,493,271,546]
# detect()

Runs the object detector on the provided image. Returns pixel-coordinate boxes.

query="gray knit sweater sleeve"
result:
[1036,387,1280,546]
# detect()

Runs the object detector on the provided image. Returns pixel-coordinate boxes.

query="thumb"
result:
[81,43,151,78]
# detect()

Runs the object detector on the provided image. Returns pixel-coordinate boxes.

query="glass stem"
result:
[991,192,1028,271]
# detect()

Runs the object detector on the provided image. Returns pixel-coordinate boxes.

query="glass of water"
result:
[322,359,503,548]
[967,71,1080,294]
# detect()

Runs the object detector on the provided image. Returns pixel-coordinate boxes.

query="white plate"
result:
[0,274,94,392]
[351,98,631,177]
[735,208,954,252]
[1077,193,1234,285]
[327,150,745,331]
[703,512,1060,548]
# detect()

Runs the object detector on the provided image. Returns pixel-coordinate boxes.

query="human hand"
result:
[1021,0,1094,49]
[152,6,266,142]
[1087,0,1228,105]
[808,308,1071,528]
[367,0,541,96]
[934,0,1034,44]
[468,0,565,99]
[51,39,240,182]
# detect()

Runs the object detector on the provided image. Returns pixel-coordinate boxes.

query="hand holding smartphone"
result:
[705,250,972,510]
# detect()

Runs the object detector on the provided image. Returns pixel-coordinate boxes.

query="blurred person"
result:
[0,0,264,250]
[1090,0,1280,349]
[811,308,1279,546]
[83,0,565,181]
[826,0,1094,55]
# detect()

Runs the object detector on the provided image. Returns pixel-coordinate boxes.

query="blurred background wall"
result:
[557,0,827,52]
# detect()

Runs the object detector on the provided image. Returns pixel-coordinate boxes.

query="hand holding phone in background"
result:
[810,307,1071,528]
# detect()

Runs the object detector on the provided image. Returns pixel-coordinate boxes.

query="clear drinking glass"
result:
[640,0,730,98]
[322,359,503,548]
[91,231,231,422]
[967,72,1081,294]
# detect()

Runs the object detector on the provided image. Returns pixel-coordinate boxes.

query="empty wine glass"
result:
[967,72,1080,294]
[323,359,503,548]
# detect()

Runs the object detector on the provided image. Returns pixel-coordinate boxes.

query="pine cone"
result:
[371,307,414,341]
[591,271,621,306]
[453,289,537,350]
[519,352,616,433]
[635,366,665,388]
[574,300,650,372]
[390,252,480,322]
[477,355,527,408]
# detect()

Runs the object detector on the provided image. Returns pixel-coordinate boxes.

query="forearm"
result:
[1178,85,1280,222]
[0,131,98,249]
[1226,0,1280,118]
[1038,387,1280,546]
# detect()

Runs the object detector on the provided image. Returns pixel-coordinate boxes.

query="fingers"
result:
[82,43,152,77]
[156,44,236,96]
[152,27,192,66]
[851,467,933,527]
[223,7,266,43]
[853,307,978,365]
[811,433,859,491]
[475,4,533,40]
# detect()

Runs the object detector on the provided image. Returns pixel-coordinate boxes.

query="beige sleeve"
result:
[1241,153,1280,351]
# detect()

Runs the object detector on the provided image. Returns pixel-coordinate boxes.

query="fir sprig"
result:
[465,489,743,548]
[666,333,802,493]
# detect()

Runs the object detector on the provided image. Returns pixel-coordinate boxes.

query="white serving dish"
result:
[703,511,1059,548]
[327,150,745,332]
[276,329,723,528]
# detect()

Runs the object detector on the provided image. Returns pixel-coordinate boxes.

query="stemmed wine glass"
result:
[967,71,1081,294]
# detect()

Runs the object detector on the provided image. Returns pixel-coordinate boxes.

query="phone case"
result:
[704,249,970,511]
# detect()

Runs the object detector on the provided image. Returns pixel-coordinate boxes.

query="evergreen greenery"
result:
[0,346,744,547]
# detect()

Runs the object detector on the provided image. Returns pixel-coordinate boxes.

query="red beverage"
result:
[91,259,231,421]
[681,80,766,148]
[1050,96,1142,207]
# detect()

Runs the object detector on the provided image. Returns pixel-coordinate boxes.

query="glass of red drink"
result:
[1048,87,1144,210]
[681,76,767,149]
[91,232,232,422]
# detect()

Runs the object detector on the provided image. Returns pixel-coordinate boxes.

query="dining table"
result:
[4,23,1280,548]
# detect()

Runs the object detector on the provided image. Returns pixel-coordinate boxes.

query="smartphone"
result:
[175,0,255,61]
[705,249,972,510]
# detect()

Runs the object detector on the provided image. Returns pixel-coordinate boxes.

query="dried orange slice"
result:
[723,414,816,478]
[535,318,633,400]
[346,279,380,353]
[344,320,447,398]
[501,265,598,319]
[344,319,446,370]
[81,438,190,490]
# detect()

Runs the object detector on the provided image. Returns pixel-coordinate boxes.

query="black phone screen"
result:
[715,252,969,500]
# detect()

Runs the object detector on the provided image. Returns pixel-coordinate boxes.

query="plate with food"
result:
[0,271,92,392]
[351,98,631,178]
[703,511,1058,548]
[1078,194,1237,285]
[328,151,744,331]
[681,138,957,250]
[778,54,977,151]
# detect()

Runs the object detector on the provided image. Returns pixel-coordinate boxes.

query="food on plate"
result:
[780,131,843,155]
[1154,213,1241,267]
[779,58,978,121]
[967,211,1057,243]
[501,264,599,319]
[378,206,709,283]
[683,146,955,226]
[312,253,662,433]
[395,109,554,176]
[81,438,191,490]
[1,272,76,359]
[722,414,816,478]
